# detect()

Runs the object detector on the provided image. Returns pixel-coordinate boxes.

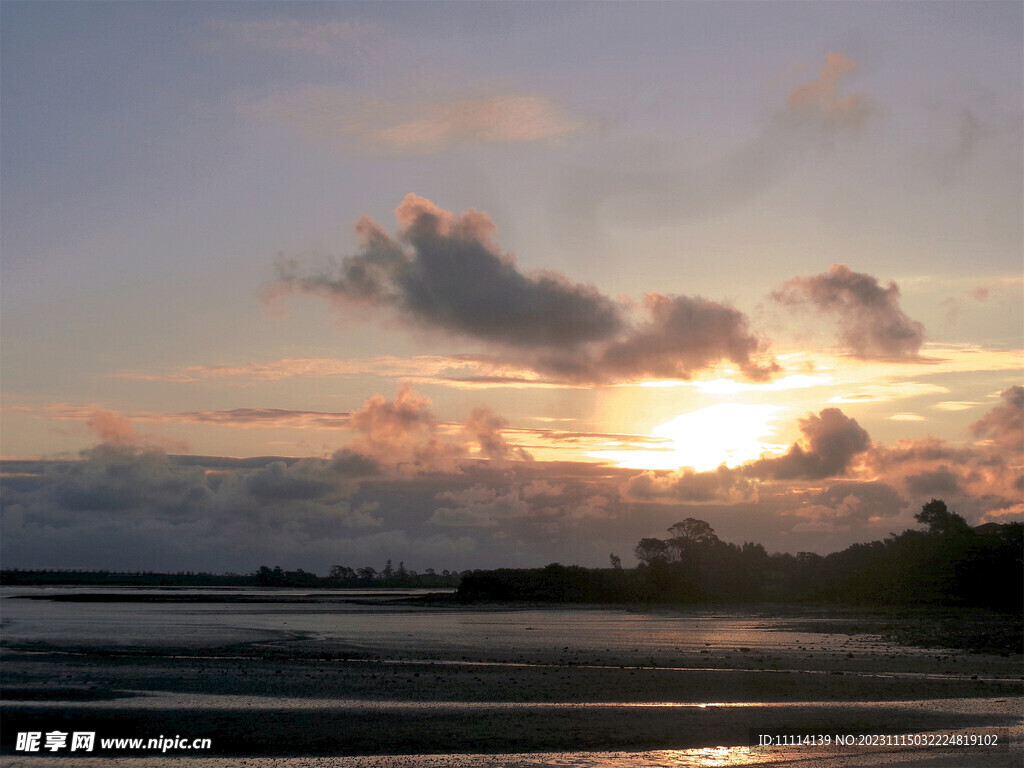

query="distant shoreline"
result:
[0,569,461,589]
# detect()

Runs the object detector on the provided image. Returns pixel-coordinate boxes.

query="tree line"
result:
[1,559,466,589]
[458,500,1022,613]
[255,560,465,588]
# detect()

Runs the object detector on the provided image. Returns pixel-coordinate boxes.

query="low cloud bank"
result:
[4,388,1018,573]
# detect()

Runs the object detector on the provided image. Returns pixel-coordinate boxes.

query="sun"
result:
[590,403,788,471]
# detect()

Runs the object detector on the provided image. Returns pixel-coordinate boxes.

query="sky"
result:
[1,1,1021,575]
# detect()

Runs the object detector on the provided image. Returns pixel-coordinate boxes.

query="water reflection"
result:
[662,747,759,767]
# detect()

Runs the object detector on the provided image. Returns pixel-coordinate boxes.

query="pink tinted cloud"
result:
[247,87,584,156]
[786,53,870,129]
[86,410,187,454]
[772,265,926,360]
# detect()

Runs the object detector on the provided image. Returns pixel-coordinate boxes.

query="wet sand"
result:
[2,601,1021,766]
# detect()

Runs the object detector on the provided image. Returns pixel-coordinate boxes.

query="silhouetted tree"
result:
[916,498,972,536]
[667,518,720,546]
[634,537,670,566]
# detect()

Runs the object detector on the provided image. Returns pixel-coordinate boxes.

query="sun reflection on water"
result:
[655,747,759,767]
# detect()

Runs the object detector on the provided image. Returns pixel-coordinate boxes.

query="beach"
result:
[1,589,1020,766]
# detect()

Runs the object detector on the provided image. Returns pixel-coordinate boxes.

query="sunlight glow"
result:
[589,403,787,471]
[634,374,832,393]
[694,374,832,395]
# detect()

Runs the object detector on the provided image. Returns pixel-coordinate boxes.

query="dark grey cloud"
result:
[592,294,779,382]
[771,264,925,359]
[806,481,907,523]
[905,466,962,497]
[778,481,907,535]
[279,194,623,349]
[866,437,978,469]
[0,446,464,574]
[328,449,382,477]
[244,460,339,501]
[276,194,777,383]
[749,407,871,480]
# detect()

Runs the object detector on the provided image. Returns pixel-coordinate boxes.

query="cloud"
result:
[368,92,586,153]
[785,53,870,130]
[592,294,779,382]
[0,438,417,573]
[620,465,756,504]
[118,355,569,390]
[934,401,981,412]
[780,481,906,534]
[0,446,481,572]
[118,357,402,383]
[464,407,533,461]
[619,407,871,502]
[243,460,344,502]
[749,407,871,480]
[87,410,141,447]
[341,386,533,471]
[119,354,582,391]
[176,408,351,429]
[790,481,906,522]
[771,264,926,359]
[429,484,529,528]
[864,420,1021,516]
[827,382,948,404]
[86,409,187,453]
[277,194,777,384]
[904,466,962,496]
[4,410,1019,573]
[890,413,928,422]
[248,87,584,155]
[971,386,1023,449]
[347,384,465,471]
[18,402,353,432]
[866,437,977,469]
[615,388,1014,519]
[311,193,624,349]
[429,478,620,529]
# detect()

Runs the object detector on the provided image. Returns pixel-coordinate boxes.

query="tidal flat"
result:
[1,588,1020,767]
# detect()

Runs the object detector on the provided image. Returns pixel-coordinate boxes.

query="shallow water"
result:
[6,733,1024,768]
[0,586,899,660]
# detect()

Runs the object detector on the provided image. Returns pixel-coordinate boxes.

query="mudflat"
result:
[1,598,1020,765]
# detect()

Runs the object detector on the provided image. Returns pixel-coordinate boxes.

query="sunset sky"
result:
[2,1,1021,574]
